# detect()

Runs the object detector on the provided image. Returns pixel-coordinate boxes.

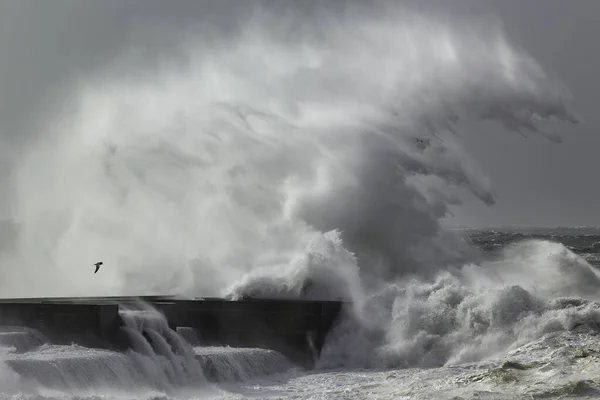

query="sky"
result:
[0,0,598,228]
[446,0,600,228]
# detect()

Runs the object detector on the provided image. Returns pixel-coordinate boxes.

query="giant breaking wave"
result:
[0,2,591,369]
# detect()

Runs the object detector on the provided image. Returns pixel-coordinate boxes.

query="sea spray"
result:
[317,242,600,369]
[0,346,26,396]
[118,304,207,389]
[0,3,575,298]
[195,347,297,382]
[0,1,585,372]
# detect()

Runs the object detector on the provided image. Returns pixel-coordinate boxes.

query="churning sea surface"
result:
[0,228,599,400]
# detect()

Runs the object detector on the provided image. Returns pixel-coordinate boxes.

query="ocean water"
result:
[467,228,600,268]
[0,1,593,399]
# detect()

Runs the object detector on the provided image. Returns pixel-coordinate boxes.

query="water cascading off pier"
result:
[0,295,343,388]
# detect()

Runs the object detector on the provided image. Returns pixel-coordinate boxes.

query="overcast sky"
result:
[446,0,600,227]
[0,0,597,228]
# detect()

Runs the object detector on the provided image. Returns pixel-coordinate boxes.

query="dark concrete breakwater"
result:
[0,296,343,367]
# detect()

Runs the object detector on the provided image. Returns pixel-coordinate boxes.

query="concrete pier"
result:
[0,296,343,367]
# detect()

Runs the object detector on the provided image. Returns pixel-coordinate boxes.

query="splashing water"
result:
[0,304,298,398]
[195,347,297,382]
[0,1,588,372]
[118,306,207,389]
[2,306,209,394]
[318,240,600,369]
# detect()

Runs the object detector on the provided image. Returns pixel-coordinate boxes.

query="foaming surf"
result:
[0,1,593,398]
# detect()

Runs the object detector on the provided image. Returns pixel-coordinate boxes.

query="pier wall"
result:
[0,296,343,367]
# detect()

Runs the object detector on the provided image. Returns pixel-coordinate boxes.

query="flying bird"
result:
[413,137,431,151]
[94,262,103,273]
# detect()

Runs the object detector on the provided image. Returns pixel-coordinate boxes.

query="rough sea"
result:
[0,1,593,399]
[2,229,600,400]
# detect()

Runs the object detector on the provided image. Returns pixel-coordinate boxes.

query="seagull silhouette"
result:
[94,262,103,273]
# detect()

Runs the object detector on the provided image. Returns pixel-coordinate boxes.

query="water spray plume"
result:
[0,2,587,370]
